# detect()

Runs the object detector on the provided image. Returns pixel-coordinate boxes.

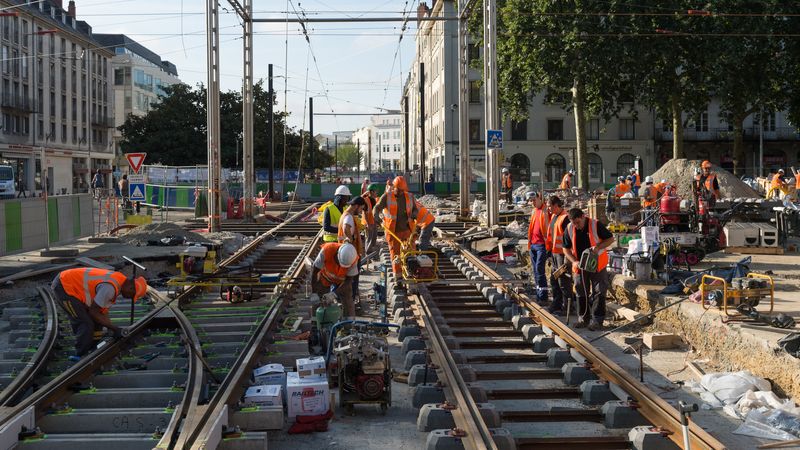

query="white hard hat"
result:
[502,168,509,173]
[334,185,351,196]
[645,176,654,184]
[618,176,625,182]
[569,169,575,175]
[525,191,537,200]
[629,167,636,173]
[779,169,785,173]
[661,179,666,184]
[337,243,358,268]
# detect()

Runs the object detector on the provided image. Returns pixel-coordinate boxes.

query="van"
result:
[0,165,15,199]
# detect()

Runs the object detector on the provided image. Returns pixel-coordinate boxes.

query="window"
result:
[545,153,566,183]
[61,124,66,143]
[547,119,564,140]
[469,80,480,103]
[21,20,27,47]
[617,153,637,176]
[619,118,635,140]
[1,46,7,74]
[469,119,481,143]
[511,119,527,141]
[588,153,603,182]
[756,112,776,132]
[693,111,708,132]
[587,118,600,140]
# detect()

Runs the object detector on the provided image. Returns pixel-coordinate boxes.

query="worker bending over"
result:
[311,243,359,317]
[501,168,513,203]
[768,169,788,200]
[52,268,148,359]
[361,184,379,255]
[321,185,351,242]
[561,208,614,331]
[654,179,668,196]
[545,195,572,315]
[614,176,631,197]
[527,192,550,304]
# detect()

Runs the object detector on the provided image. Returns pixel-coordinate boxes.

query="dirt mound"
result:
[120,222,209,246]
[650,159,759,199]
[417,194,458,210]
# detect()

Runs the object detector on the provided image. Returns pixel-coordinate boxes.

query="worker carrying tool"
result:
[767,169,788,199]
[629,167,641,195]
[501,168,513,203]
[615,176,631,197]
[361,184,379,255]
[527,192,550,304]
[319,185,351,242]
[545,195,572,315]
[51,268,148,359]
[561,208,615,331]
[695,160,721,202]
[559,169,574,190]
[373,176,434,275]
[311,242,359,317]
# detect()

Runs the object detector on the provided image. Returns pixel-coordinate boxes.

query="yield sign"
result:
[125,153,147,174]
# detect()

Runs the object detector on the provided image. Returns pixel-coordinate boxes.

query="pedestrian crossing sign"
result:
[130,183,145,201]
[487,129,503,150]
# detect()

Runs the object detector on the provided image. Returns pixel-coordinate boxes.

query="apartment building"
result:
[351,112,403,172]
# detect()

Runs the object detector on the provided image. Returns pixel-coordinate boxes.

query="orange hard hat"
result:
[393,176,408,192]
[701,160,712,169]
[133,276,148,301]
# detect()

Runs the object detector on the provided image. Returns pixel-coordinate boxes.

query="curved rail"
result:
[0,288,60,406]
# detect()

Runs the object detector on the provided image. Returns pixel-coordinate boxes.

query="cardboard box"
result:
[286,372,330,419]
[254,363,286,386]
[643,332,682,350]
[295,356,326,378]
[640,226,659,246]
[243,384,283,408]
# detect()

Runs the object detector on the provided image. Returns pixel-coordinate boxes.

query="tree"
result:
[335,143,362,170]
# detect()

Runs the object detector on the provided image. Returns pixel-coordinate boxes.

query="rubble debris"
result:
[120,222,209,247]
[650,159,759,199]
[504,220,527,238]
[417,194,458,210]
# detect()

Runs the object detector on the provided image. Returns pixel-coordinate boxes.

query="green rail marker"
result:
[239,406,259,413]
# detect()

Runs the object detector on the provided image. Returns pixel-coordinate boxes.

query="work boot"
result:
[587,320,603,332]
[574,320,587,329]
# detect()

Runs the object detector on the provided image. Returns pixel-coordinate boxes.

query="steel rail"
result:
[0,287,60,406]
[414,285,497,450]
[450,241,726,450]
[187,232,322,449]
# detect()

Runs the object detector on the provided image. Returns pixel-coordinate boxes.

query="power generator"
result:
[331,327,392,415]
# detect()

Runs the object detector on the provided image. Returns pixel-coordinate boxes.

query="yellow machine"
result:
[700,273,774,317]
[607,222,629,233]
[176,245,219,278]
[383,228,439,282]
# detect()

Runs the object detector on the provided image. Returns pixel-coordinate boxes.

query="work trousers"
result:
[52,279,102,356]
[549,253,574,311]
[311,276,354,318]
[364,224,378,255]
[529,244,548,303]
[386,228,412,276]
[574,268,609,323]
[504,189,513,203]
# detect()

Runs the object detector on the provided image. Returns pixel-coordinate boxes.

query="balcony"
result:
[91,114,114,128]
[655,126,800,142]
[0,94,34,113]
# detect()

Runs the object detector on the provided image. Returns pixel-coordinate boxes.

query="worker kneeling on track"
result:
[51,268,148,360]
[311,242,359,318]
[561,208,614,331]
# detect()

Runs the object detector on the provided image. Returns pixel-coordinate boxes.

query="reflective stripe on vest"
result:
[383,191,414,232]
[324,204,344,242]
[416,205,434,228]
[568,218,608,273]
[319,243,349,286]
[59,268,125,310]
[704,174,717,192]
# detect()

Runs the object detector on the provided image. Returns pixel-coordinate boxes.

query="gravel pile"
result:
[417,194,458,210]
[650,159,759,199]
[121,222,209,246]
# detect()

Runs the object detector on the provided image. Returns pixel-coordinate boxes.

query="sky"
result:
[76,0,419,134]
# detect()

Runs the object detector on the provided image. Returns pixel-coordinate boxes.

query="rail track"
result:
[394,240,726,450]
[0,205,321,450]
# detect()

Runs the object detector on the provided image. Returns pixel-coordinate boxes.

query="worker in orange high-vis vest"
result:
[527,192,550,304]
[339,196,366,311]
[311,242,359,317]
[501,168,513,202]
[51,268,148,359]
[373,176,424,275]
[629,168,641,195]
[559,170,574,190]
[697,160,721,202]
[614,176,631,197]
[768,169,788,199]
[545,195,572,315]
[792,168,800,200]
[361,184,379,255]
[561,208,614,331]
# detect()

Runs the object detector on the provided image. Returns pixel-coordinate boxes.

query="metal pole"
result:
[206,0,222,231]
[309,97,314,175]
[357,138,361,181]
[759,108,764,177]
[483,0,499,227]
[367,130,372,173]
[378,133,382,172]
[334,135,338,179]
[268,64,274,199]
[242,0,254,220]
[419,62,426,195]
[458,15,471,216]
[403,95,409,173]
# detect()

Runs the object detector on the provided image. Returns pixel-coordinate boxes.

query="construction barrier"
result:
[0,194,93,255]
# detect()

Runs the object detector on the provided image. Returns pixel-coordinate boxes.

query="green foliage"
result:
[335,143,362,170]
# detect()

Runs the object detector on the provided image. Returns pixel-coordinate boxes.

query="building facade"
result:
[93,33,179,168]
[0,0,115,196]
[351,112,403,172]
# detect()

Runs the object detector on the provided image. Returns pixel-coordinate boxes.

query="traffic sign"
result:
[486,129,503,150]
[125,153,147,174]
[128,174,145,201]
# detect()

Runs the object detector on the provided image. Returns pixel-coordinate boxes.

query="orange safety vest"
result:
[615,183,631,196]
[527,206,549,249]
[654,182,666,195]
[642,185,658,208]
[337,210,363,254]
[559,173,571,190]
[361,193,375,226]
[383,191,415,232]
[703,173,720,197]
[59,268,127,314]
[567,218,609,274]
[634,173,641,187]
[317,243,353,287]
[771,173,784,190]
[796,173,800,190]
[546,212,567,254]
[502,174,512,189]
[415,203,435,228]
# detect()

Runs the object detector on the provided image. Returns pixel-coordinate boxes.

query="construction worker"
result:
[614,176,631,197]
[654,179,668,196]
[561,208,614,331]
[321,185,351,242]
[793,167,800,200]
[640,176,659,226]
[527,192,550,304]
[559,170,574,190]
[501,168,513,202]
[630,168,641,195]
[338,196,366,312]
[545,195,572,315]
[361,184,379,255]
[697,160,721,201]
[51,268,148,359]
[311,242,359,317]
[768,169,788,199]
[413,199,436,250]
[373,176,424,275]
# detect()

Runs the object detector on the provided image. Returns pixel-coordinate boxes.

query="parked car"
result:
[0,165,15,199]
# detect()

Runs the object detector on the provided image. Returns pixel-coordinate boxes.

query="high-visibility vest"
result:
[323,203,344,242]
[59,268,127,314]
[796,173,800,190]
[383,191,414,232]
[771,173,784,190]
[634,173,641,187]
[338,211,363,254]
[566,218,608,274]
[703,174,720,197]
[546,212,568,254]
[654,182,666,195]
[615,183,631,196]
[527,206,549,249]
[559,173,571,190]
[503,174,512,189]
[362,193,375,226]
[317,243,352,287]
[642,185,658,208]
[415,203,435,228]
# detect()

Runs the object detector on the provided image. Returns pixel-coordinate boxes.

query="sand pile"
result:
[121,222,209,246]
[650,159,759,199]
